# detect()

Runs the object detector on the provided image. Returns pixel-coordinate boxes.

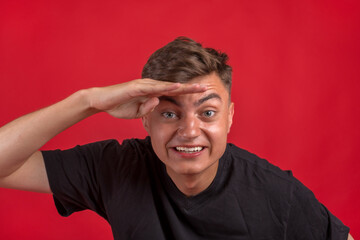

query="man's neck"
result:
[166,161,219,197]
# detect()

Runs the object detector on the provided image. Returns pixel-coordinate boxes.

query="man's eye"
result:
[162,112,177,119]
[203,110,215,118]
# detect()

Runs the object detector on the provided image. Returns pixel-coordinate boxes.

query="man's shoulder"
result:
[225,143,295,187]
[59,137,154,168]
[225,143,320,200]
[120,136,152,148]
[81,136,152,153]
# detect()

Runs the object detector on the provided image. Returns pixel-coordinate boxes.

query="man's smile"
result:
[170,145,207,158]
[174,146,204,153]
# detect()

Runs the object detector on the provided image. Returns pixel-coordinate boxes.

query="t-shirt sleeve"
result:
[42,140,118,219]
[285,179,350,240]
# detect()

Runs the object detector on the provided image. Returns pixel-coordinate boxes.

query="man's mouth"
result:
[175,146,204,153]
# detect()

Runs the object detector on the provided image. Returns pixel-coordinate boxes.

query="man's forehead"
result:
[158,73,230,106]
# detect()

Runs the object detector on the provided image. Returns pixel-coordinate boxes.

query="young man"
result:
[0,37,352,239]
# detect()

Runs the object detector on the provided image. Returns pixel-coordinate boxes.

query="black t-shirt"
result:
[42,137,350,239]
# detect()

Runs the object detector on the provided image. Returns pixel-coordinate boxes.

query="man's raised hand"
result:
[87,78,207,119]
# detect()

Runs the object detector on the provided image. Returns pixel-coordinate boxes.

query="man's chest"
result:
[105,188,285,240]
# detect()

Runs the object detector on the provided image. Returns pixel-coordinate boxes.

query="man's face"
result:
[142,72,234,180]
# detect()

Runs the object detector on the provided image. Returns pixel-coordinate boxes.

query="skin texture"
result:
[142,72,234,196]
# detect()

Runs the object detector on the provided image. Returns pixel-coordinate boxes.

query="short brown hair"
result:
[141,37,232,93]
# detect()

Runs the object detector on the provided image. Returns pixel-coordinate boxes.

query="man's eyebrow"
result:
[158,93,222,107]
[195,93,222,106]
[158,96,181,106]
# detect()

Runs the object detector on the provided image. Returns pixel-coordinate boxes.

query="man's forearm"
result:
[0,89,96,178]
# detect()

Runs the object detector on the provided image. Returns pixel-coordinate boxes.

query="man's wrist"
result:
[74,88,102,116]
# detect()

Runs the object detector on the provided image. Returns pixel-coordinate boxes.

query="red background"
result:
[0,0,359,239]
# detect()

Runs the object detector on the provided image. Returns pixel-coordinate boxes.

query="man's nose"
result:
[177,115,201,139]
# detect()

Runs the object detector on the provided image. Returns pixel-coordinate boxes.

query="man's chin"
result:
[166,165,204,177]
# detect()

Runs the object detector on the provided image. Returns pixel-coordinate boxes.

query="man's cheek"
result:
[204,122,227,135]
[154,124,173,144]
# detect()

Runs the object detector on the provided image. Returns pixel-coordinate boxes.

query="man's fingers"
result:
[134,80,207,98]
[165,83,208,96]
[138,97,160,117]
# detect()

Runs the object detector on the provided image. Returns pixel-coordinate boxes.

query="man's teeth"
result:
[175,146,203,153]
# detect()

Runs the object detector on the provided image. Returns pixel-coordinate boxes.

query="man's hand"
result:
[87,78,207,119]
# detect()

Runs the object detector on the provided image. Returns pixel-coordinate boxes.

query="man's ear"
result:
[142,115,150,134]
[227,102,234,133]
